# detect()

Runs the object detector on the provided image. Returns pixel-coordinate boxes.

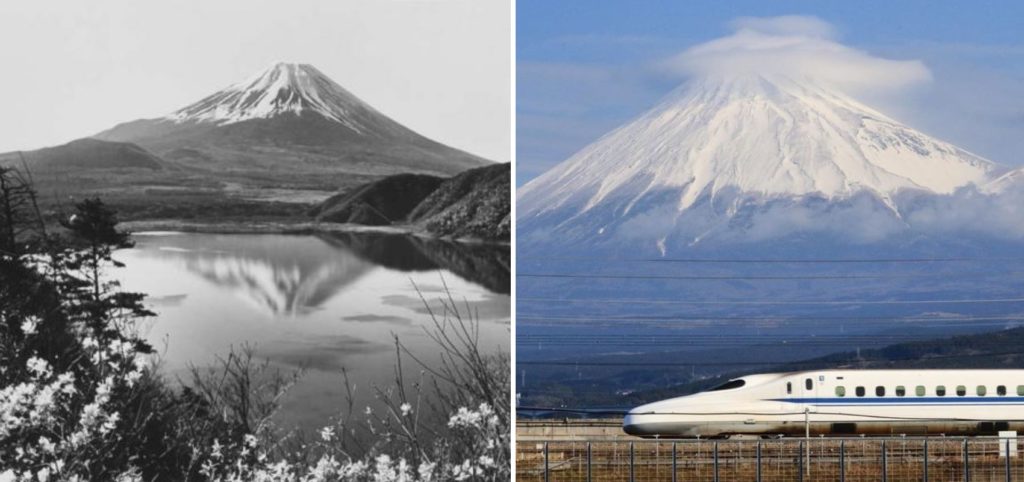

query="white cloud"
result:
[729,15,837,39]
[662,15,932,95]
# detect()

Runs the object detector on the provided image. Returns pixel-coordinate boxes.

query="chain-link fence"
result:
[516,437,1024,481]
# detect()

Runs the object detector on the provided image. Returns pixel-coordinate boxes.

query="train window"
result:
[916,386,925,396]
[709,379,746,391]
[856,386,865,397]
[998,386,1007,396]
[786,382,792,395]
[895,386,906,397]
[1018,386,1024,396]
[875,386,885,397]
[977,386,987,396]
[805,379,813,390]
[956,385,966,396]
[835,386,846,397]
[936,385,946,396]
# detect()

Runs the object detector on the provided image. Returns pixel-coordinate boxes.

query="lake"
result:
[114,231,510,431]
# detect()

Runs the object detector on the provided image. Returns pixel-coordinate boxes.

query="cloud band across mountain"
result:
[662,15,932,95]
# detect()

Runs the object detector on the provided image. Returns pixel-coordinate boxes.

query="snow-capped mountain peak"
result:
[166,62,383,132]
[520,74,997,218]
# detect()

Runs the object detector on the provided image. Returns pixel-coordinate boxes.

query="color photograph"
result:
[516,1,1024,480]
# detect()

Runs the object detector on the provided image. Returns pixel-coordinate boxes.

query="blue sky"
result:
[517,0,1024,184]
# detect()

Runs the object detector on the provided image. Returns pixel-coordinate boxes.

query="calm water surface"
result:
[115,232,509,430]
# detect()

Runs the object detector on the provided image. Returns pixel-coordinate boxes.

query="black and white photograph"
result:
[0,1,510,480]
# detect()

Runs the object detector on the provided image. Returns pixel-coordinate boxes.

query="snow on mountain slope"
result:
[520,74,996,222]
[166,62,411,138]
[93,62,489,176]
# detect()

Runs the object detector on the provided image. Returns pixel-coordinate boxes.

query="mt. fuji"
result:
[165,63,419,138]
[518,73,1020,255]
[95,62,487,176]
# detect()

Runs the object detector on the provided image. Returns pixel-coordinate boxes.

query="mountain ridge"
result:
[518,73,1018,254]
[94,62,489,177]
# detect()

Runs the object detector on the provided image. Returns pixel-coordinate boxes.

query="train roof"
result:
[745,368,1024,378]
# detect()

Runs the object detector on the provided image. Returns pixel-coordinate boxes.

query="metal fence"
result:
[516,437,1024,481]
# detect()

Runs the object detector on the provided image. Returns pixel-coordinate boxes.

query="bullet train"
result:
[623,369,1024,438]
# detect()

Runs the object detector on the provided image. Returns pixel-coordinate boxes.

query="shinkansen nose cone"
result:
[623,378,750,437]
[623,398,703,437]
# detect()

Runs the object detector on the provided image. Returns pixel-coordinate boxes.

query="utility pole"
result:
[805,407,811,479]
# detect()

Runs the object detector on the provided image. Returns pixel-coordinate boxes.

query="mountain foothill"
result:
[0,62,508,241]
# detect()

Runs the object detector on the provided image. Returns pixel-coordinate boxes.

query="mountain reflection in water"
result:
[114,232,509,430]
[134,232,509,316]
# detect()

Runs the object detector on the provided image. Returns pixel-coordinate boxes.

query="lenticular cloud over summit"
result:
[518,15,1024,256]
[664,15,932,95]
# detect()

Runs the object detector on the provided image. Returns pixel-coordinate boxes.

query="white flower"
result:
[100,412,120,434]
[38,436,56,453]
[399,403,412,417]
[319,426,334,442]
[79,402,102,429]
[244,433,258,448]
[132,357,148,371]
[364,406,373,416]
[20,317,39,335]
[125,370,143,387]
[26,357,51,377]
[417,461,437,481]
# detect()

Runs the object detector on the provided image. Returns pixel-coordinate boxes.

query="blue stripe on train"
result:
[772,397,1024,405]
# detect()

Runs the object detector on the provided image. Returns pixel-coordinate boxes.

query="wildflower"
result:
[26,357,51,378]
[417,461,437,481]
[100,412,120,434]
[364,406,373,416]
[125,369,143,387]
[319,426,334,442]
[244,433,258,448]
[80,403,102,428]
[132,357,148,371]
[20,317,39,335]
[399,402,412,417]
[38,436,56,453]
[57,373,76,395]
[337,460,368,478]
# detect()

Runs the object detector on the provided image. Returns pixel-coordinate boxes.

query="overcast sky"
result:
[518,0,1024,184]
[0,0,510,162]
